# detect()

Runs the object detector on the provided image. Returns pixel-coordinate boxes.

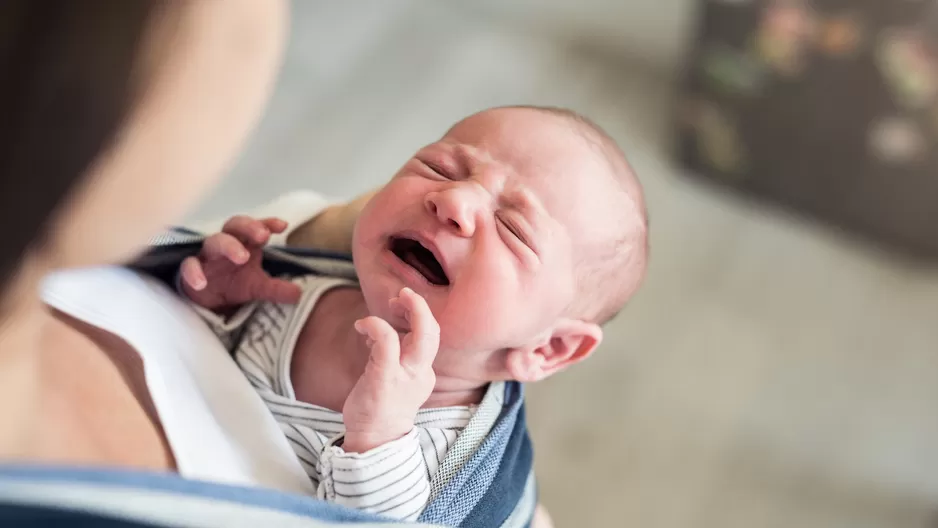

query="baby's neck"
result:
[292,286,487,410]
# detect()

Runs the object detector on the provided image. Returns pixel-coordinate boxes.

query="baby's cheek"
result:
[436,283,520,351]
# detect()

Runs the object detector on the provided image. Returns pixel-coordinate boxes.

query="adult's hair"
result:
[0,0,161,294]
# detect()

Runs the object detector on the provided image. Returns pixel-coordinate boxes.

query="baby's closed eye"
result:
[423,161,451,179]
[496,213,527,246]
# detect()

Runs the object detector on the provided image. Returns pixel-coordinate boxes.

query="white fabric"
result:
[40,267,314,495]
[37,191,337,493]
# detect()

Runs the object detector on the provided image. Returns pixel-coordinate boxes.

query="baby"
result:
[178,106,648,522]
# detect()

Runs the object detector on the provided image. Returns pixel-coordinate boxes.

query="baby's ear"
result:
[506,319,602,383]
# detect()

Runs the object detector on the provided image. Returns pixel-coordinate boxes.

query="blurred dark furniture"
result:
[676,0,938,260]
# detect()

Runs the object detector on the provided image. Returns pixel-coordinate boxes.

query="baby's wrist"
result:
[342,428,410,454]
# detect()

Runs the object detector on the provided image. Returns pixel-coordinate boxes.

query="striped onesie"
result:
[190,274,475,521]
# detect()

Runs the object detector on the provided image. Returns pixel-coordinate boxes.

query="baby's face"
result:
[353,108,619,379]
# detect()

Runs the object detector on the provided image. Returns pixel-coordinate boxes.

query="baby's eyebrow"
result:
[453,143,498,169]
[510,187,545,213]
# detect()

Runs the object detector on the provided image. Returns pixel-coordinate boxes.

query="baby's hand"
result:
[180,216,302,310]
[342,288,439,453]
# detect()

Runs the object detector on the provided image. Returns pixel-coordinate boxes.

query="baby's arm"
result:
[315,287,439,519]
[317,429,431,521]
[317,425,463,521]
[286,188,378,253]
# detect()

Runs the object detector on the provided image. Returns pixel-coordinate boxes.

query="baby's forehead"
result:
[443,109,607,183]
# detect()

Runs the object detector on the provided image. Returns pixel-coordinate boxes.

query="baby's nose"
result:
[424,189,477,237]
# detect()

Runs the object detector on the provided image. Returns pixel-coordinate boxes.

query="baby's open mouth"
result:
[390,237,450,286]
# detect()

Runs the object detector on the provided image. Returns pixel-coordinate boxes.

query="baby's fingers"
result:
[180,256,207,291]
[222,215,279,246]
[202,232,250,265]
[354,316,401,367]
[395,288,440,369]
[260,217,289,235]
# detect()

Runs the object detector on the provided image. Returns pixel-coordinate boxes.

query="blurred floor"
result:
[195,3,938,527]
